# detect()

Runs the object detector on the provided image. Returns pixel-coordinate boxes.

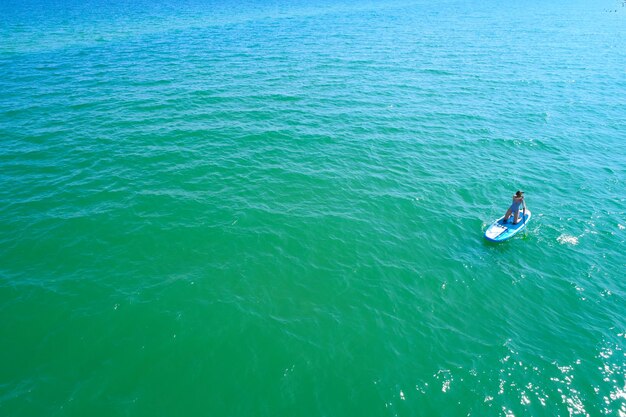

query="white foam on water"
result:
[557,234,579,245]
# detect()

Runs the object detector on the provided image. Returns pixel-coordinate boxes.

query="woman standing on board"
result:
[503,191,526,224]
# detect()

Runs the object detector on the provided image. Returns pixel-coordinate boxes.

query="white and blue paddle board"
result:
[484,210,531,242]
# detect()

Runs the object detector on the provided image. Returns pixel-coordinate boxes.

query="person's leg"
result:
[503,208,512,222]
[513,210,520,224]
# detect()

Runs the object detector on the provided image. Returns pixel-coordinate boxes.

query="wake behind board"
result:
[484,210,531,242]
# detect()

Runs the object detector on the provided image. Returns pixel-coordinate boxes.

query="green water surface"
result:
[1,0,625,415]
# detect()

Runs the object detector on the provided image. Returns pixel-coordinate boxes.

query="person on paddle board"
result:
[503,190,526,224]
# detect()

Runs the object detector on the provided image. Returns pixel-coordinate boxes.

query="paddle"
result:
[522,199,527,236]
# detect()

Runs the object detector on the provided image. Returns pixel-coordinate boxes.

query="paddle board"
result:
[484,210,531,242]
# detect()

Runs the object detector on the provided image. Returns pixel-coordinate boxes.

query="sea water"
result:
[1,0,625,415]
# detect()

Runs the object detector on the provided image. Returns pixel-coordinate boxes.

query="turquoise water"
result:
[1,0,625,415]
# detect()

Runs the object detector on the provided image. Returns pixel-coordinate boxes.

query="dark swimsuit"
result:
[510,198,523,213]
